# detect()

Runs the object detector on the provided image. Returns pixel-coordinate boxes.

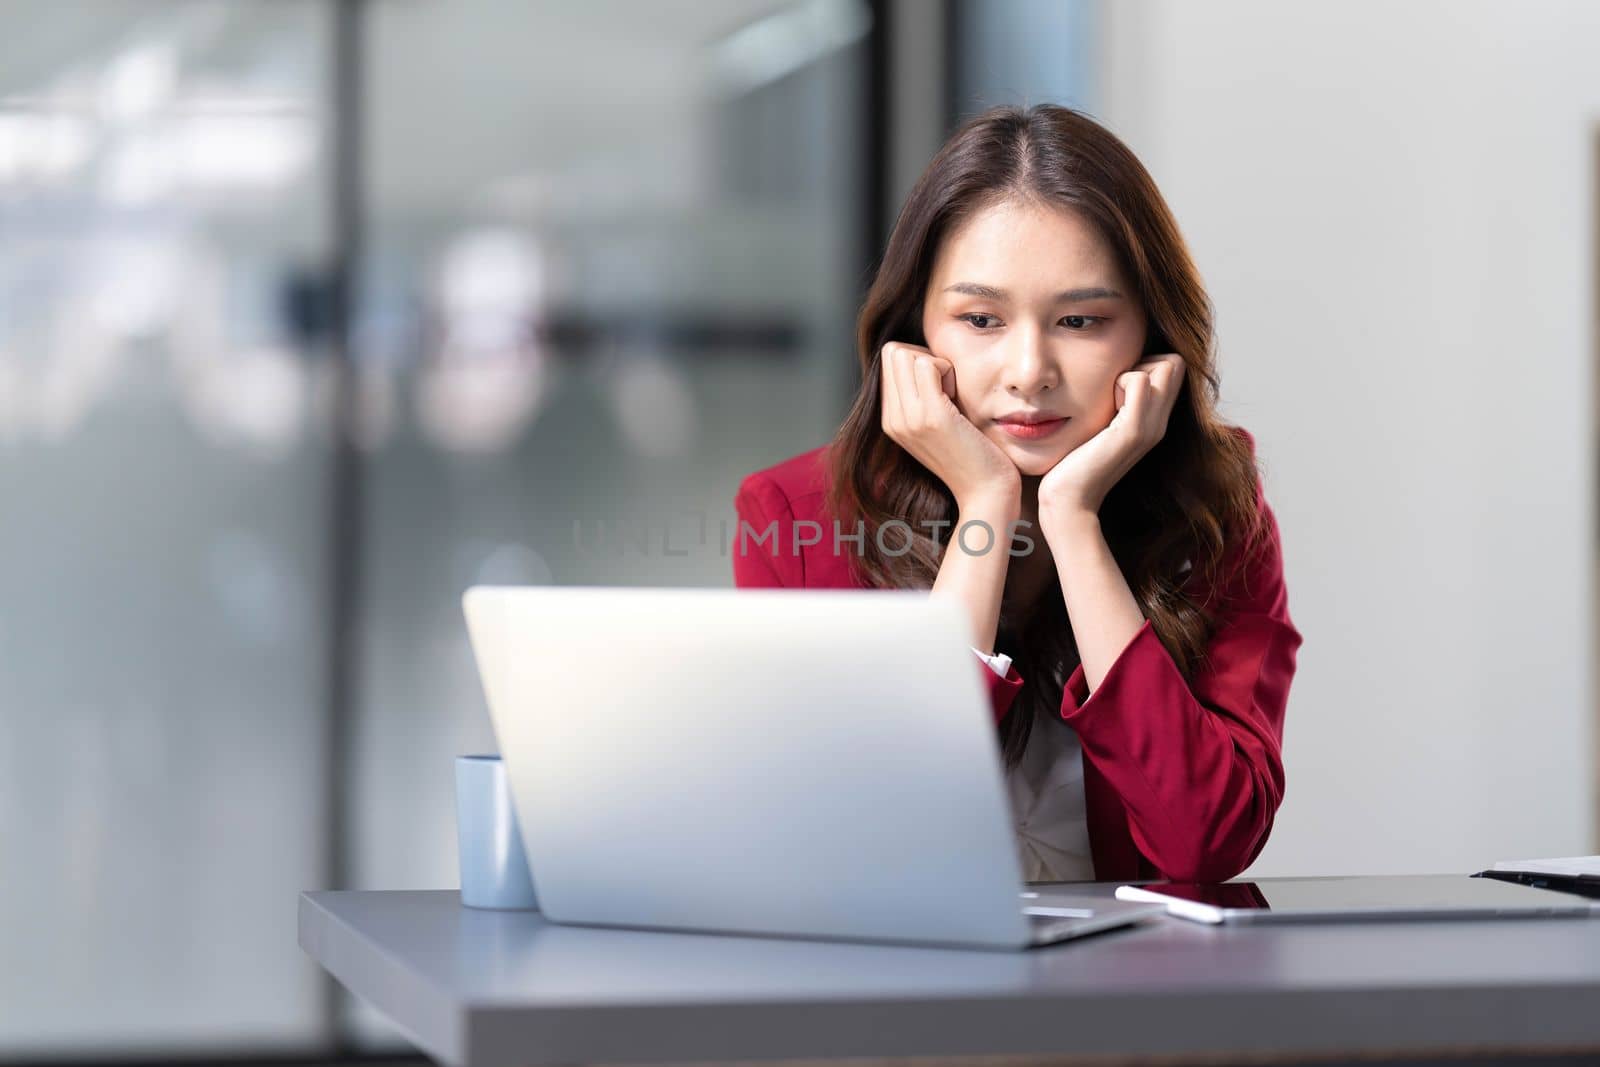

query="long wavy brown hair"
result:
[826,104,1269,770]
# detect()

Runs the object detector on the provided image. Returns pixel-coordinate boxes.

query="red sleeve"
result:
[733,472,1024,724]
[1058,480,1303,882]
[980,657,1026,724]
[732,473,800,588]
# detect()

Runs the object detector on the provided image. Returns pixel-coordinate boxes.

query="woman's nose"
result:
[1001,326,1060,395]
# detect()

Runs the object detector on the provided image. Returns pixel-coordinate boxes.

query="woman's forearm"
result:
[931,492,1020,655]
[1044,510,1146,693]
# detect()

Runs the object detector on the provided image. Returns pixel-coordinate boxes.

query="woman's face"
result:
[920,196,1149,478]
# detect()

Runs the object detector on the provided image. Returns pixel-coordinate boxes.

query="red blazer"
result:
[732,432,1303,883]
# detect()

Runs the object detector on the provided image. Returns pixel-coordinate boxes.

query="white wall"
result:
[1099,0,1598,875]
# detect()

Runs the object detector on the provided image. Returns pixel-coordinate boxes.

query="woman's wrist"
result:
[934,487,1016,658]
[1039,505,1102,551]
[954,477,1022,525]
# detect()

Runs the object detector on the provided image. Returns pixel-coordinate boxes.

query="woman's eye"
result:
[959,313,1001,330]
[1060,315,1101,330]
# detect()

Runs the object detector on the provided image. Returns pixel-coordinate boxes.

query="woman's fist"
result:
[1038,351,1185,520]
[878,341,1020,513]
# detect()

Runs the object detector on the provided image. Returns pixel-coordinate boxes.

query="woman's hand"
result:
[1038,352,1186,524]
[879,341,1020,514]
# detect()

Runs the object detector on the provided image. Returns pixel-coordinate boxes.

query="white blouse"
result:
[973,648,1096,884]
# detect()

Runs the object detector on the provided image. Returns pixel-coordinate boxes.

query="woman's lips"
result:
[995,416,1069,440]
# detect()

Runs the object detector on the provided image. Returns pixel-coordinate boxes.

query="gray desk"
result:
[299,880,1600,1067]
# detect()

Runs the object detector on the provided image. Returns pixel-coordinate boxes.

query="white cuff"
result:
[971,646,1013,678]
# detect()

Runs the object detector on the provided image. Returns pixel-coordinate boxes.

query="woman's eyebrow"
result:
[942,282,1126,301]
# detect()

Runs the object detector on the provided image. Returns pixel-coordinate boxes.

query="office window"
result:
[0,1,333,1054]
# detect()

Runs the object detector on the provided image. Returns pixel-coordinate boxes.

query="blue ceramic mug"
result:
[454,754,540,910]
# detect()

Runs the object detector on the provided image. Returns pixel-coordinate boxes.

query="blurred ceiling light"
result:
[0,234,187,442]
[414,337,546,455]
[438,228,545,326]
[416,228,550,453]
[157,238,309,458]
[98,42,178,124]
[608,351,697,458]
[99,109,312,202]
[707,0,872,96]
[32,318,120,443]
[0,113,94,186]
[100,129,176,205]
[86,235,183,338]
[177,114,313,189]
[182,344,309,459]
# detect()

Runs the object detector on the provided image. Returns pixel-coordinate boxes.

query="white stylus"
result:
[1114,884,1228,924]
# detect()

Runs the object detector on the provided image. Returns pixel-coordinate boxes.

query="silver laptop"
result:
[462,585,1165,950]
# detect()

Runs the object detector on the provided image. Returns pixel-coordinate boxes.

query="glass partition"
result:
[0,1,334,1054]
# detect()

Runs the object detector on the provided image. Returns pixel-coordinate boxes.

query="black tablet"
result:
[1114,874,1599,924]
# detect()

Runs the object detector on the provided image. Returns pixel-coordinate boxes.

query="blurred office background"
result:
[1,0,1596,1060]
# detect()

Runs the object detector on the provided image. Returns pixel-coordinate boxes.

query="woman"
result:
[732,104,1302,885]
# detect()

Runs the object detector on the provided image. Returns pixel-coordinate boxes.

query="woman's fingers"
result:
[876,342,1018,510]
[879,346,905,430]
[911,354,949,417]
[1115,354,1184,437]
[1145,355,1185,435]
[1147,352,1184,396]
[881,342,945,440]
[1114,368,1149,429]
[927,354,958,400]
[890,344,922,411]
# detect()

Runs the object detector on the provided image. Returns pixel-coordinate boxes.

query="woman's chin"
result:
[1002,447,1069,478]
[984,429,1072,476]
